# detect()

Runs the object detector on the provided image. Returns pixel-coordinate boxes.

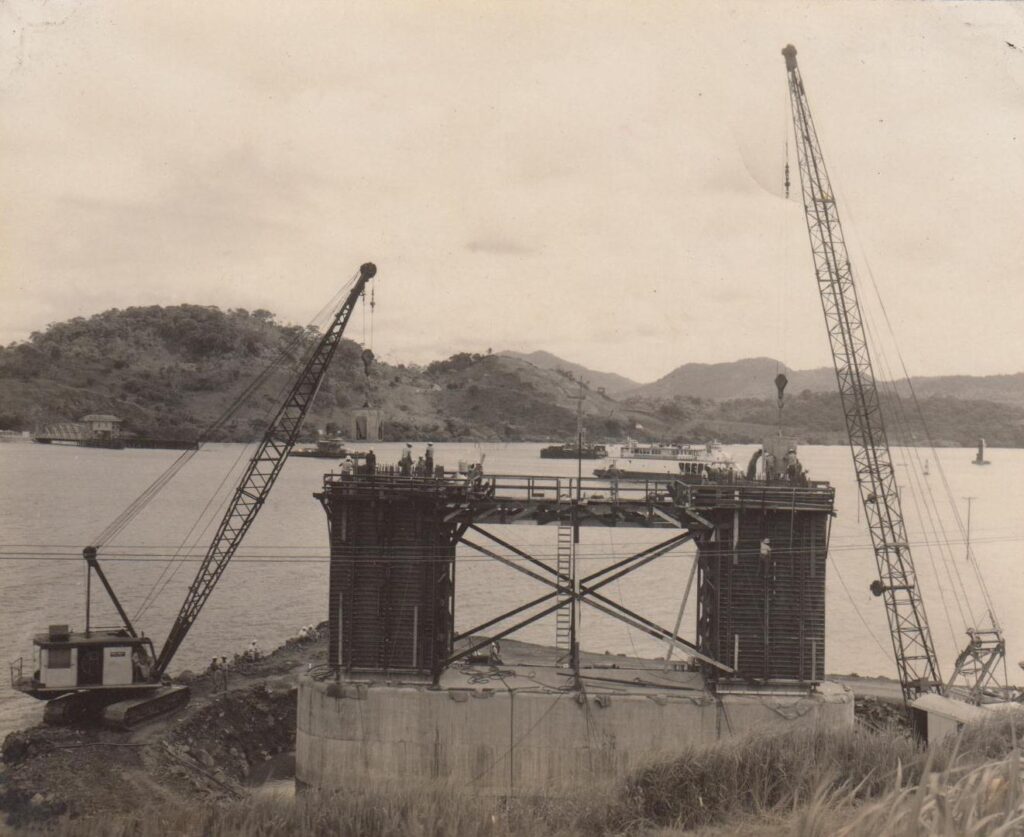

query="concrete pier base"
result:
[297,643,853,796]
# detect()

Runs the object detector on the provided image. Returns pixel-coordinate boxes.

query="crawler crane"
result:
[11,263,376,727]
[782,45,1005,707]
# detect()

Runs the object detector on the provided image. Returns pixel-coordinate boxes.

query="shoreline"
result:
[1,627,910,829]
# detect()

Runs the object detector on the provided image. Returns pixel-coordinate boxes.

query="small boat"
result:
[292,437,366,459]
[539,442,608,460]
[972,438,990,466]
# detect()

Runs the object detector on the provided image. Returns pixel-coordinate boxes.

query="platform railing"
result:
[321,470,834,512]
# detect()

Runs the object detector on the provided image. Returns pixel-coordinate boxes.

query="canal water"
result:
[2,441,1022,735]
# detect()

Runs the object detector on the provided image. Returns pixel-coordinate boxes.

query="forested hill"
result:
[1,305,1023,447]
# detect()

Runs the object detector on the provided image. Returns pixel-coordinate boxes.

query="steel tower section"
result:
[782,45,941,703]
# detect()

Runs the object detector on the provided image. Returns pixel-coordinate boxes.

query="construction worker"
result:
[340,456,355,475]
[784,448,803,483]
[399,443,413,476]
[365,448,377,475]
[425,443,434,475]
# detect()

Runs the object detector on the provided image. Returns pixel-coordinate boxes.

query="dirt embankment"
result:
[0,625,328,830]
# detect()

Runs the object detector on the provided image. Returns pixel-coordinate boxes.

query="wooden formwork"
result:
[696,488,834,687]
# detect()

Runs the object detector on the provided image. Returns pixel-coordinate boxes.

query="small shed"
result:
[81,414,122,440]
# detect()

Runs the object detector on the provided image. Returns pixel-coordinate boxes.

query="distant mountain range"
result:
[2,307,1021,447]
[505,352,1024,408]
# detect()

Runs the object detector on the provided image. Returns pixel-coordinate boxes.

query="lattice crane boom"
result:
[153,262,376,677]
[781,45,942,703]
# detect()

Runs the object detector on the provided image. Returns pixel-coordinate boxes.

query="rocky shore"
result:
[1,625,328,830]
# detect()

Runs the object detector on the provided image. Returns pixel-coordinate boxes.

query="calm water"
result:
[2,441,1022,735]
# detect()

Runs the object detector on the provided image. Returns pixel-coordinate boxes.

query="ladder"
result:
[555,522,574,657]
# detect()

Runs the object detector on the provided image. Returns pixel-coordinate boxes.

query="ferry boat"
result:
[539,442,608,460]
[593,438,740,482]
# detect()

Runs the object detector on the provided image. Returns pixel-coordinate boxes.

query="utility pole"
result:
[571,380,585,675]
[963,497,976,562]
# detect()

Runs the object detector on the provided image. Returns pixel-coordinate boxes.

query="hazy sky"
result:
[2,1,1022,382]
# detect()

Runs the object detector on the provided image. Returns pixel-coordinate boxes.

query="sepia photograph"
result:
[1,1,1023,834]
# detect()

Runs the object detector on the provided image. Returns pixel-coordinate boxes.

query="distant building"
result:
[81,414,122,441]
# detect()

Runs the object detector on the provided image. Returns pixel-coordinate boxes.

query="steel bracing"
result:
[154,264,376,677]
[783,46,942,702]
[449,522,733,673]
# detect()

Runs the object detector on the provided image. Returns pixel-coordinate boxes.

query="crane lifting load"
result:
[11,263,377,726]
[782,45,1006,707]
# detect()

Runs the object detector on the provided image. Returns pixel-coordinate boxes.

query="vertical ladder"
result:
[555,522,574,657]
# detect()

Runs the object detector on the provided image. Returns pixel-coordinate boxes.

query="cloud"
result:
[465,238,536,256]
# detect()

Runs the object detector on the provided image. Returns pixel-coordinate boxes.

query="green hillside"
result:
[2,306,1023,447]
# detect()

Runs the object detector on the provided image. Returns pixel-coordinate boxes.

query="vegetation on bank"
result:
[45,712,1024,837]
[2,305,1023,446]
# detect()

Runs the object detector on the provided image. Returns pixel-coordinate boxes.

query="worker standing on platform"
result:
[365,449,376,475]
[340,456,355,476]
[425,443,434,475]
[784,448,804,483]
[399,443,413,476]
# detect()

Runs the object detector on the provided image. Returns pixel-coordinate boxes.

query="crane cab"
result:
[11,624,157,700]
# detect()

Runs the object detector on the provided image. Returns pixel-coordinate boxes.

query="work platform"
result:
[318,470,835,528]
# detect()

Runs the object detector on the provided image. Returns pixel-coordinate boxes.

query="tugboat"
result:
[539,442,608,459]
[972,438,991,466]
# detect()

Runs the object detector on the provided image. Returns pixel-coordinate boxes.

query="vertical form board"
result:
[697,503,831,685]
[320,478,456,676]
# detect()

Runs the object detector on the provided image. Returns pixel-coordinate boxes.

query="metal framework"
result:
[154,263,377,676]
[784,45,948,702]
[318,470,837,687]
[449,522,730,674]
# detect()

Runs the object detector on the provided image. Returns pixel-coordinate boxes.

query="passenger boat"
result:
[593,438,740,482]
[539,442,608,459]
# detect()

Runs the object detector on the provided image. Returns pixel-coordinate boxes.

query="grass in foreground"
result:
[39,711,1024,836]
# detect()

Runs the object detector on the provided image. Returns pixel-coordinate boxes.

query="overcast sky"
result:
[2,1,1022,382]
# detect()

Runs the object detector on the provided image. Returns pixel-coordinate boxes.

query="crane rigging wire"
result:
[90,276,358,550]
[831,176,1000,633]
[90,270,363,632]
[128,273,368,622]
[815,137,1006,694]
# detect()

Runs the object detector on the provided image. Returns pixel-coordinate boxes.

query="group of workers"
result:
[334,444,491,487]
[764,447,806,484]
[339,449,377,476]
[336,442,456,479]
[398,442,435,476]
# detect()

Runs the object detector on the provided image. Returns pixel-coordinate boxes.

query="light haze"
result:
[1,1,1022,381]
